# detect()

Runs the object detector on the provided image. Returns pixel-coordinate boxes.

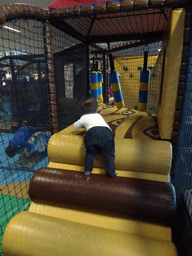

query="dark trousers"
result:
[84,127,115,177]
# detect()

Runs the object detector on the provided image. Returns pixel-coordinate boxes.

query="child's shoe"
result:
[108,172,117,177]
[84,171,91,176]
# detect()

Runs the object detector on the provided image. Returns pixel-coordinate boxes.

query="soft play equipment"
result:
[29,168,175,226]
[98,72,103,101]
[110,71,125,109]
[2,211,177,256]
[2,168,177,255]
[157,8,185,140]
[2,6,185,255]
[2,102,177,255]
[138,51,150,111]
[90,71,98,99]
[47,133,172,178]
[47,104,172,182]
[90,71,103,102]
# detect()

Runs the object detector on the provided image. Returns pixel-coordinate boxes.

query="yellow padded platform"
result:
[61,104,160,140]
[2,211,178,256]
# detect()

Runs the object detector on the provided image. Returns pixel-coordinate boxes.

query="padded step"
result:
[2,211,178,256]
[29,167,176,226]
[47,133,172,175]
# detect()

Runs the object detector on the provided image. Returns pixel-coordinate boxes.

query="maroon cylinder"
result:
[29,168,176,226]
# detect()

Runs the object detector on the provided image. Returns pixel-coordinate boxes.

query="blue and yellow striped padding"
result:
[138,70,150,111]
[110,71,124,109]
[98,72,103,101]
[90,72,98,100]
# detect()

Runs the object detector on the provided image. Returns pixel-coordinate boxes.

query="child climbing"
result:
[74,97,117,177]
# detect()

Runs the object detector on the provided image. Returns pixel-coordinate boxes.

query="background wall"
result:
[114,55,162,113]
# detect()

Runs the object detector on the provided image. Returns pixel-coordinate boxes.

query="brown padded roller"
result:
[29,168,176,226]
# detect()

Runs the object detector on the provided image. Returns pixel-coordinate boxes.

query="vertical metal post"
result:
[44,22,59,134]
[103,53,109,104]
[86,43,90,97]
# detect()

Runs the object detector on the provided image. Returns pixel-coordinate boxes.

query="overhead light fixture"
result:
[3,26,21,33]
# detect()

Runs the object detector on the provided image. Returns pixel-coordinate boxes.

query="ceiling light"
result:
[3,26,21,33]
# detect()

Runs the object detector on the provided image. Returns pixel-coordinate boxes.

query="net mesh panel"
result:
[89,41,162,110]
[171,35,192,222]
[0,19,51,254]
[64,8,172,37]
[112,41,162,113]
[51,26,88,131]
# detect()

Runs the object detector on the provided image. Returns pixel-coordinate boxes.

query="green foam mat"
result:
[0,194,31,254]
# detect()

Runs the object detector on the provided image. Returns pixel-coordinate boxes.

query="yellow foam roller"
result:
[47,133,172,175]
[2,211,178,256]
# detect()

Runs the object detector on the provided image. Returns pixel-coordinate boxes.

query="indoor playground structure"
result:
[0,0,192,255]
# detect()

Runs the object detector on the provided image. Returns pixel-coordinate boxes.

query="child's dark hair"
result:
[5,145,19,157]
[81,97,98,114]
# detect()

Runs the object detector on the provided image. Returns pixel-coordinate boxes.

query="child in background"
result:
[74,97,117,177]
[5,120,50,158]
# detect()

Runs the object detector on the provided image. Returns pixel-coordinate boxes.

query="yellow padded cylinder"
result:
[29,202,173,241]
[2,211,178,256]
[47,133,172,175]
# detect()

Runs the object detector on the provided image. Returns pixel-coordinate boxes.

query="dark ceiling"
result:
[48,0,190,46]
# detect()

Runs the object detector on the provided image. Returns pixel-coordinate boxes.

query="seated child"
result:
[74,97,117,177]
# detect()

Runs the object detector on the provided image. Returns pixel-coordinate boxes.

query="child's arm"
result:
[74,119,83,130]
